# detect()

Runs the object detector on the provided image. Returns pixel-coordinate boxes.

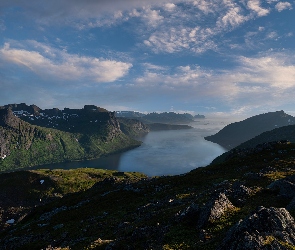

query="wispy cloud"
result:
[1,0,292,56]
[0,41,132,83]
[142,0,275,54]
[247,0,270,16]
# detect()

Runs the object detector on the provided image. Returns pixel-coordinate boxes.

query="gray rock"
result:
[227,182,253,206]
[218,206,295,250]
[198,193,235,228]
[268,179,295,199]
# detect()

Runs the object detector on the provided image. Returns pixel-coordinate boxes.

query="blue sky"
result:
[0,0,295,117]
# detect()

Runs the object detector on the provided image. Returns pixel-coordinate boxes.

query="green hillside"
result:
[0,108,140,172]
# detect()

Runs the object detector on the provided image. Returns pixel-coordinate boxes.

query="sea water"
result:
[27,118,232,176]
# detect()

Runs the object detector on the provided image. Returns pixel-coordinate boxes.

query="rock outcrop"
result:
[198,193,235,228]
[218,206,295,250]
[176,193,235,228]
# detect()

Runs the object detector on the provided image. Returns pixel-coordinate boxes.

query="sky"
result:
[0,0,295,117]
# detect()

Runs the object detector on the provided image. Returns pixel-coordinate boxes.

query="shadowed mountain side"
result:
[205,111,294,149]
[211,125,295,164]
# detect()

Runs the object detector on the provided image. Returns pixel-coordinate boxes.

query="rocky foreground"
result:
[1,141,295,249]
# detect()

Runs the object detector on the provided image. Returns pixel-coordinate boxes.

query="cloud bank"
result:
[0,41,132,83]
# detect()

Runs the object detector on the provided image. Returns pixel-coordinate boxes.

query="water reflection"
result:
[118,128,226,176]
[24,153,122,172]
[23,119,229,176]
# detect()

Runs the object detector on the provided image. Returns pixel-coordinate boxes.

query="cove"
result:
[27,121,227,176]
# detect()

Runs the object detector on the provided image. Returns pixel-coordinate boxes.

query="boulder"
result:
[218,206,295,250]
[268,177,295,199]
[227,182,253,206]
[198,193,235,228]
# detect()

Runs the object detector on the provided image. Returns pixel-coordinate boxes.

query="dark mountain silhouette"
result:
[205,110,294,149]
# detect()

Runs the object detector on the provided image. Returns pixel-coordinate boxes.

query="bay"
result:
[27,118,228,176]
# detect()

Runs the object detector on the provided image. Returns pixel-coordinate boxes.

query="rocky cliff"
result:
[117,118,150,138]
[205,110,294,149]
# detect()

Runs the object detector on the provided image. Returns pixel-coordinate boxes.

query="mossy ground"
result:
[2,143,295,249]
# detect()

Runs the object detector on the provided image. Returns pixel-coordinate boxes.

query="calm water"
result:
[27,118,229,176]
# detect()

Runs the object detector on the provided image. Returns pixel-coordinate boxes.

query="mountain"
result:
[194,114,205,119]
[146,123,193,131]
[117,114,194,135]
[205,110,294,149]
[211,124,295,164]
[115,111,146,118]
[117,118,150,138]
[0,104,141,172]
[115,111,205,123]
[140,112,194,124]
[2,141,295,249]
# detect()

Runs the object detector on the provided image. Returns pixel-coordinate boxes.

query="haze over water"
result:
[28,117,234,176]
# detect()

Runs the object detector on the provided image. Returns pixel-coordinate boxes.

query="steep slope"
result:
[0,106,140,172]
[2,141,295,249]
[212,124,295,164]
[205,110,294,149]
[117,118,150,138]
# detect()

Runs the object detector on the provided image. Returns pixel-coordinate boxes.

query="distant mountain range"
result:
[116,111,205,123]
[205,110,294,149]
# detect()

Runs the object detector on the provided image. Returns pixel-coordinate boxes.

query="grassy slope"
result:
[2,142,295,249]
[0,121,140,172]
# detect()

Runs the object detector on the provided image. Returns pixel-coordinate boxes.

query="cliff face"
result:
[118,118,150,138]
[0,108,21,129]
[0,104,141,172]
[205,110,295,149]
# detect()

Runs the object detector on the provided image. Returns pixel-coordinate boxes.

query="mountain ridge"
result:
[0,104,141,172]
[205,110,294,149]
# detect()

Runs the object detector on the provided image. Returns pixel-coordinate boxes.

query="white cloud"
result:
[141,7,164,27]
[132,52,295,112]
[192,0,218,14]
[142,0,273,54]
[0,41,132,83]
[1,0,285,56]
[247,0,270,16]
[275,2,292,11]
[266,31,278,39]
[238,55,295,88]
[217,5,248,28]
[164,3,176,11]
[0,0,172,23]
